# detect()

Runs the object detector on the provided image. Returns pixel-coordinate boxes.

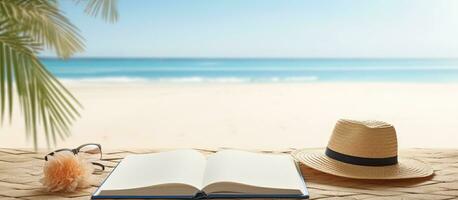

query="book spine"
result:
[194,192,208,200]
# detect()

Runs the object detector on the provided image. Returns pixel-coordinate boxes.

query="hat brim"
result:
[292,149,433,179]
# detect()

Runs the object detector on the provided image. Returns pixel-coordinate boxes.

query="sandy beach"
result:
[1,82,457,150]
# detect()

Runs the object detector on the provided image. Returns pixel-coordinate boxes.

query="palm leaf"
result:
[0,0,85,58]
[76,0,119,23]
[0,0,118,149]
[0,32,79,148]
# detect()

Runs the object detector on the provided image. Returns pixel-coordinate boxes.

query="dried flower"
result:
[41,151,96,192]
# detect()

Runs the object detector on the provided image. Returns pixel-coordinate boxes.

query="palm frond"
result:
[0,0,82,149]
[0,33,80,148]
[0,0,85,58]
[76,0,119,23]
[0,0,118,149]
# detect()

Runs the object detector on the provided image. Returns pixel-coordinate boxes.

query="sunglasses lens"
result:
[79,144,102,162]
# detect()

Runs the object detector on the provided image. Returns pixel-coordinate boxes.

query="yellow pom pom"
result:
[41,151,96,192]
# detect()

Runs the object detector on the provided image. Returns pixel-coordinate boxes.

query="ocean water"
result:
[42,58,458,83]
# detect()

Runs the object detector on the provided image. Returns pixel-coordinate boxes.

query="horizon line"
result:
[38,56,458,60]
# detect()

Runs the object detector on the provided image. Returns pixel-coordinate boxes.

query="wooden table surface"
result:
[0,148,457,200]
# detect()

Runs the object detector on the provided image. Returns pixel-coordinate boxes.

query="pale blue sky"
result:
[41,0,458,58]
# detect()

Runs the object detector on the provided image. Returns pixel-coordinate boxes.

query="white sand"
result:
[1,83,457,150]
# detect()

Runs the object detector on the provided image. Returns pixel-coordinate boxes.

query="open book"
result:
[92,149,308,199]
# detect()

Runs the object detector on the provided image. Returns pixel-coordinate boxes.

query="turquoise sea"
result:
[42,58,458,83]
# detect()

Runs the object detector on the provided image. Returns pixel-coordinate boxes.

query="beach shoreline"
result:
[1,82,457,149]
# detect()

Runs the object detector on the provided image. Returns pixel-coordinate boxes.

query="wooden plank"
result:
[0,148,456,199]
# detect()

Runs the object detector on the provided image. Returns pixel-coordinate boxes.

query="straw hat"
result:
[292,119,433,179]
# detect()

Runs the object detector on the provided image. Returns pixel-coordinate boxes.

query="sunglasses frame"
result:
[44,143,105,171]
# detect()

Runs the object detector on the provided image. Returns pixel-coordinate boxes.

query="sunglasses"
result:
[44,143,105,172]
